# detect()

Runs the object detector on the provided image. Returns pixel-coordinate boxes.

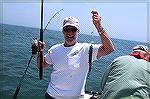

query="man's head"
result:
[62,16,80,47]
[132,45,148,53]
[130,45,150,62]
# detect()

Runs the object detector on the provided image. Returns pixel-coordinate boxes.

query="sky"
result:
[1,0,150,43]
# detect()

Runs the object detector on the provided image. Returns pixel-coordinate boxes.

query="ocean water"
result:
[0,24,148,99]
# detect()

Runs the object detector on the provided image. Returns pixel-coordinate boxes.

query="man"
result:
[38,10,115,99]
[100,45,150,99]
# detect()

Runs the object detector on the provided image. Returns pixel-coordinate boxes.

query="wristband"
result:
[98,28,105,34]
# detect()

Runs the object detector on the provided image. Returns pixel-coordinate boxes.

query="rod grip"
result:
[39,50,44,80]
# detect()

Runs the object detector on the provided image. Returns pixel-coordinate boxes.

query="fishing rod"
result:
[12,55,34,99]
[39,0,44,80]
[12,6,63,99]
[12,38,38,99]
[37,3,64,79]
[39,3,63,80]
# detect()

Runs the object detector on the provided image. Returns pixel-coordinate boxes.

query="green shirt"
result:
[100,55,150,99]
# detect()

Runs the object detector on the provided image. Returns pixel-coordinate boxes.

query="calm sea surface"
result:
[0,24,147,99]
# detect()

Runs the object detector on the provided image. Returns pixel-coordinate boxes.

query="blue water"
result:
[0,24,148,99]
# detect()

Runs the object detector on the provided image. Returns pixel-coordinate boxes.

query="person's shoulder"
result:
[49,43,63,50]
[114,55,150,65]
[77,42,90,48]
[78,42,89,46]
[115,55,133,61]
[112,55,135,64]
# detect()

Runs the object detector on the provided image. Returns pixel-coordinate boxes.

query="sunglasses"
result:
[63,27,78,33]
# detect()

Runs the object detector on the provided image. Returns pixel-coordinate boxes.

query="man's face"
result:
[63,26,79,46]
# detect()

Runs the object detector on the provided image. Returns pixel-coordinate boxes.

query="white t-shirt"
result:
[44,42,101,98]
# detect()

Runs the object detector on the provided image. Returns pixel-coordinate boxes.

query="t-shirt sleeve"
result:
[44,49,53,65]
[92,44,102,61]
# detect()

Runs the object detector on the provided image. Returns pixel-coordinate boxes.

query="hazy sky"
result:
[2,0,150,43]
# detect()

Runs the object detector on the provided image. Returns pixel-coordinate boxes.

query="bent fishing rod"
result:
[39,4,63,80]
[12,0,43,97]
[12,6,63,99]
[12,55,34,99]
[39,1,63,80]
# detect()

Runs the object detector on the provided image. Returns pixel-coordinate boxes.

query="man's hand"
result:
[91,10,103,32]
[38,41,45,52]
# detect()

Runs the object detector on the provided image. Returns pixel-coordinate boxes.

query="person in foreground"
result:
[37,10,115,99]
[100,45,150,99]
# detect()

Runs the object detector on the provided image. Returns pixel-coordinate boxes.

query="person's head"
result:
[62,16,80,47]
[130,45,150,62]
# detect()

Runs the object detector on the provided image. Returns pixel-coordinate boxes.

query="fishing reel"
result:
[32,38,38,55]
